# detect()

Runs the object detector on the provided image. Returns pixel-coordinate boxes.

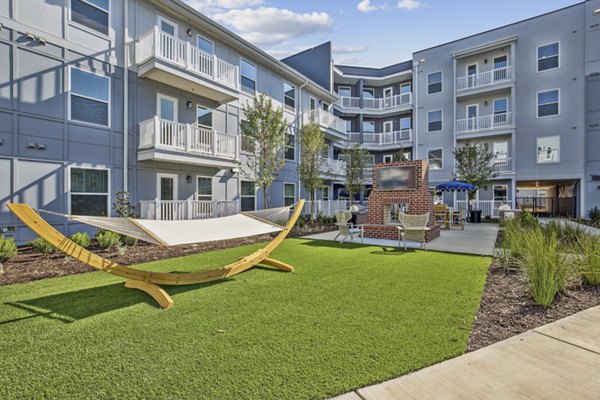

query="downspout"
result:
[297,80,309,204]
[413,65,418,161]
[123,0,129,194]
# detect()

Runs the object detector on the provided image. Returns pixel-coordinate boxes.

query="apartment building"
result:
[0,0,342,243]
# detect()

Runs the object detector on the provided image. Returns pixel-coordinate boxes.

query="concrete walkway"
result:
[302,223,498,256]
[332,306,600,400]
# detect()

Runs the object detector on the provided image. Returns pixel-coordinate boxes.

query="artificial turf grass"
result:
[0,239,490,399]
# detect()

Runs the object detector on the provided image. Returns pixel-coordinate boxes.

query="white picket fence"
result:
[301,200,367,217]
[140,199,240,220]
[454,200,513,218]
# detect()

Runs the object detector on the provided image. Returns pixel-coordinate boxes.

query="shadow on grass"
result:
[370,247,416,256]
[1,278,235,325]
[299,239,369,250]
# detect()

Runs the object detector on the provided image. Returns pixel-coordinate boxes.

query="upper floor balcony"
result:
[336,93,412,115]
[320,158,346,179]
[138,116,240,169]
[136,27,239,104]
[492,157,513,175]
[303,110,346,141]
[456,113,513,138]
[456,66,513,96]
[347,129,412,149]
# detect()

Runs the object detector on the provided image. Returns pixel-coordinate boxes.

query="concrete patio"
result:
[302,223,498,256]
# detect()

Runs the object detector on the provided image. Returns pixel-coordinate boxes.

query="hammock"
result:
[41,206,294,246]
[7,201,305,309]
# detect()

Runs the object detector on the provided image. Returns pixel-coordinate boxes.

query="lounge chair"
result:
[334,211,363,243]
[397,212,430,250]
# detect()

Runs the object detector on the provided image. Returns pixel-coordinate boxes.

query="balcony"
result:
[320,158,346,178]
[136,27,239,104]
[336,93,412,115]
[492,157,513,175]
[456,113,513,137]
[303,110,346,140]
[347,129,412,149]
[140,199,239,221]
[138,117,239,168]
[456,66,513,95]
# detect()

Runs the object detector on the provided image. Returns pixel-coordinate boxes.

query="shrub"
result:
[120,235,138,247]
[70,232,91,248]
[589,206,600,227]
[0,235,18,263]
[96,231,122,250]
[29,237,56,256]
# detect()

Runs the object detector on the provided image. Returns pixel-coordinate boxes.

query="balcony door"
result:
[493,55,508,81]
[157,173,178,220]
[157,94,180,148]
[383,87,393,108]
[466,104,478,131]
[383,121,393,144]
[466,64,478,88]
[157,16,179,63]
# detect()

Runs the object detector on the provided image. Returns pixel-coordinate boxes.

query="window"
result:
[400,83,411,94]
[537,42,559,72]
[428,149,443,170]
[158,16,177,36]
[240,120,254,153]
[427,110,442,132]
[494,56,508,69]
[363,121,375,133]
[284,82,295,111]
[284,183,295,207]
[493,185,508,201]
[241,181,256,211]
[493,142,508,160]
[197,106,212,128]
[400,117,411,132]
[345,119,352,133]
[70,168,109,216]
[197,36,214,54]
[240,59,257,94]
[383,154,393,163]
[322,186,329,201]
[338,86,351,97]
[196,177,212,201]
[537,136,560,163]
[285,128,295,161]
[427,71,442,94]
[70,67,110,126]
[493,98,508,114]
[70,0,109,35]
[537,89,559,117]
[362,88,374,99]
[403,151,412,161]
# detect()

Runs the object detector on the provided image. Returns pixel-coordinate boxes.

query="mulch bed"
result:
[467,261,600,352]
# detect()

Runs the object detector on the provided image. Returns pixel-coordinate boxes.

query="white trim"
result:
[466,62,478,76]
[383,87,393,98]
[157,14,178,36]
[383,120,393,134]
[195,175,214,201]
[283,182,296,206]
[67,0,110,38]
[283,81,296,111]
[493,54,509,69]
[157,93,179,121]
[240,58,257,94]
[493,184,509,201]
[466,103,479,119]
[157,173,179,201]
[67,165,110,216]
[67,65,111,128]
[196,104,213,128]
[427,147,444,170]
[427,70,443,95]
[240,180,257,211]
[383,154,394,163]
[493,97,509,114]
[197,35,214,54]
[400,82,411,93]
[536,88,560,118]
[362,87,375,99]
[337,86,352,97]
[427,109,443,133]
[536,41,560,73]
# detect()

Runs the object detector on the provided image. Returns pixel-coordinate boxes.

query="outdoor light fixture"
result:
[186,175,192,183]
[39,37,47,45]
[186,101,193,109]
[186,28,193,37]
[26,32,35,41]
[231,167,241,174]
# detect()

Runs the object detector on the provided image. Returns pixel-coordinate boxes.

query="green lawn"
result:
[0,239,490,399]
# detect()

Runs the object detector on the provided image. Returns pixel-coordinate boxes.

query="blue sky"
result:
[184,0,581,67]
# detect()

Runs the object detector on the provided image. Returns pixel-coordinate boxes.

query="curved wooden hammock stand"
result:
[7,199,305,309]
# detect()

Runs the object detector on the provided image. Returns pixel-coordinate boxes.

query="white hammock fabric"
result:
[41,206,293,247]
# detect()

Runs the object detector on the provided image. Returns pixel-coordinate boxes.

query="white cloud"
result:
[357,0,383,12]
[184,0,264,13]
[397,0,422,10]
[333,45,368,54]
[213,7,333,46]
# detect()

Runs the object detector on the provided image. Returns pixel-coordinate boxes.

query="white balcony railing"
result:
[338,94,412,111]
[136,27,239,90]
[139,116,239,160]
[321,158,346,176]
[140,199,240,221]
[347,129,412,146]
[454,200,513,218]
[303,110,346,133]
[456,66,512,92]
[492,157,512,174]
[456,112,513,135]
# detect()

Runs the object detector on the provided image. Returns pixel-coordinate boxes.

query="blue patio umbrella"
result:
[435,179,476,192]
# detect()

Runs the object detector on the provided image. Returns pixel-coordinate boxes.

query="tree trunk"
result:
[263,185,269,210]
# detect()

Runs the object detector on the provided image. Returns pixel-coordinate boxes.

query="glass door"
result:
[157,173,178,220]
[467,64,478,88]
[157,94,180,148]
[466,104,478,131]
[383,87,393,108]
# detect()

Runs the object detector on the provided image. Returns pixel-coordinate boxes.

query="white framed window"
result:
[197,35,214,54]
[69,67,110,127]
[493,185,508,202]
[69,167,109,216]
[157,173,178,201]
[196,176,213,201]
[70,0,109,36]
[363,121,375,133]
[427,71,442,94]
[494,55,508,69]
[427,148,443,170]
[383,87,393,98]
[322,186,330,201]
[537,136,560,163]
[157,15,178,36]
[284,183,296,207]
[400,117,411,132]
[284,82,296,111]
[383,120,393,134]
[466,63,477,76]
[537,42,559,72]
[240,59,257,94]
[427,109,443,132]
[362,88,375,99]
[309,96,317,110]
[338,86,351,97]
[383,154,394,163]
[240,119,254,153]
[157,93,178,121]
[537,89,560,118]
[285,127,295,161]
[197,105,212,128]
[241,181,256,211]
[493,98,508,114]
[345,119,352,133]
[493,142,508,160]
[400,82,411,93]
[403,151,412,161]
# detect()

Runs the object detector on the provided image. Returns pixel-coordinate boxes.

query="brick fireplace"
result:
[364,160,441,242]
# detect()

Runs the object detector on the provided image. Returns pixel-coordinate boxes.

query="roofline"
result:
[281,42,332,62]
[413,1,584,55]
[334,60,412,72]
[156,0,338,102]
[333,60,413,80]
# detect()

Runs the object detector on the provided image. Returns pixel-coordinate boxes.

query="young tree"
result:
[298,123,327,215]
[453,141,499,205]
[392,146,408,162]
[241,93,288,209]
[342,143,371,202]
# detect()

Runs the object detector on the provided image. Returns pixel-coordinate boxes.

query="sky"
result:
[183,0,582,67]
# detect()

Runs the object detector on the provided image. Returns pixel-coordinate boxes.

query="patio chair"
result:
[452,208,465,230]
[333,211,363,243]
[397,212,430,250]
[434,204,450,229]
